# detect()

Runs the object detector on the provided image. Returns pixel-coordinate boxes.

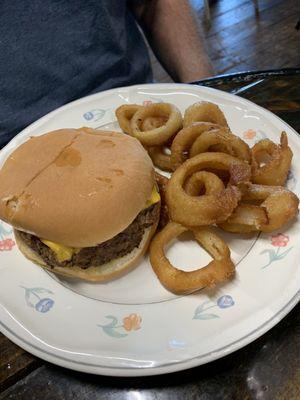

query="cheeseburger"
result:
[0,128,160,281]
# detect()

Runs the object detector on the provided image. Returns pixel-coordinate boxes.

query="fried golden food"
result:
[183,101,229,128]
[142,116,168,131]
[115,104,141,135]
[149,222,235,294]
[251,132,292,186]
[148,146,173,172]
[218,205,268,233]
[184,171,224,196]
[114,102,298,297]
[154,171,169,229]
[170,122,220,170]
[189,129,251,162]
[166,153,251,226]
[219,183,299,233]
[130,103,182,146]
[144,117,174,171]
[154,171,169,192]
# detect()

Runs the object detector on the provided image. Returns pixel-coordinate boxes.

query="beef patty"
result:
[17,203,159,269]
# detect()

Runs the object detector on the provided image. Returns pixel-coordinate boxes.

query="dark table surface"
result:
[1,68,300,400]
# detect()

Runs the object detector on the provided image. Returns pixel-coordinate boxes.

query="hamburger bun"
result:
[0,128,160,281]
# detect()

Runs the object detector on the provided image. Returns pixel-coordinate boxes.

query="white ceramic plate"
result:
[0,84,299,377]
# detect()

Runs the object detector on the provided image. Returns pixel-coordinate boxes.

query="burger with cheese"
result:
[0,128,160,281]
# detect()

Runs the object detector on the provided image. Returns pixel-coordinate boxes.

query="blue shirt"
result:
[0,0,152,147]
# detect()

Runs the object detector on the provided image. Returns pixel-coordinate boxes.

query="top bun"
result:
[0,128,154,247]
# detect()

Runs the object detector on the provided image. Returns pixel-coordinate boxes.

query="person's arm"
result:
[130,0,214,82]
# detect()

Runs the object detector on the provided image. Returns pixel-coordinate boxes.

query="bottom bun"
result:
[14,222,158,282]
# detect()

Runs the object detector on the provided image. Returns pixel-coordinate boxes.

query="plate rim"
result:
[1,287,299,376]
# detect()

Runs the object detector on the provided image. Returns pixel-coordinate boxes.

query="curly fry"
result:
[170,122,220,170]
[166,152,251,226]
[251,132,292,186]
[148,146,173,172]
[130,103,183,146]
[150,222,235,294]
[219,183,299,233]
[183,101,229,128]
[189,129,251,162]
[142,116,168,131]
[115,104,141,135]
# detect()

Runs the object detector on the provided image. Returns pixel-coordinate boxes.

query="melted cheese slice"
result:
[144,184,160,208]
[40,240,79,262]
[41,186,160,262]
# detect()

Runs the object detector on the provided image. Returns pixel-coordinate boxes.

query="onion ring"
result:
[219,183,299,233]
[115,104,141,135]
[183,101,229,128]
[251,132,292,186]
[170,122,220,170]
[189,129,251,162]
[142,116,168,131]
[148,146,173,172]
[144,116,174,171]
[166,153,251,226]
[130,103,183,146]
[149,222,235,294]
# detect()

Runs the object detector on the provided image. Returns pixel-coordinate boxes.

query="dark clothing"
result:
[0,0,152,147]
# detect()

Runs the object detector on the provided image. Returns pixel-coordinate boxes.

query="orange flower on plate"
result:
[123,313,142,331]
[271,233,289,247]
[243,129,256,140]
[0,238,15,251]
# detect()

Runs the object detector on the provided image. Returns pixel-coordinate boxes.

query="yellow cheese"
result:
[40,240,78,262]
[144,185,160,209]
[41,186,160,262]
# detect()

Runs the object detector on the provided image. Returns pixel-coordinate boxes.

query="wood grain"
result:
[0,334,41,392]
[151,0,300,81]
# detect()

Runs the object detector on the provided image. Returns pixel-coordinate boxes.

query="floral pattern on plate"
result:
[261,233,293,269]
[83,108,110,122]
[193,295,235,320]
[243,129,257,140]
[21,286,54,313]
[0,222,15,251]
[98,313,142,338]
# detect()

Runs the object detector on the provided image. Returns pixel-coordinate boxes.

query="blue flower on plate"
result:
[217,295,235,309]
[83,109,109,122]
[35,298,54,313]
[21,286,54,313]
[193,294,235,320]
[83,111,94,121]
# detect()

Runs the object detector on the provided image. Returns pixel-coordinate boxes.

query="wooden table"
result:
[1,68,300,400]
